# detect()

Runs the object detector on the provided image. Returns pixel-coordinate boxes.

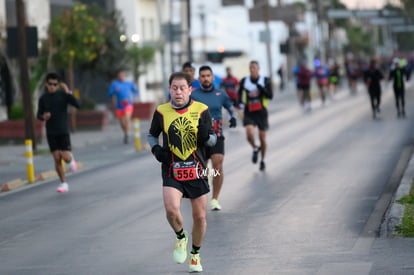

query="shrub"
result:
[9,104,25,120]
[79,97,96,110]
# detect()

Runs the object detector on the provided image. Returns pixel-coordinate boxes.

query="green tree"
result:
[327,0,348,28]
[48,3,106,90]
[75,5,129,99]
[344,26,373,56]
[126,45,156,84]
[84,6,128,80]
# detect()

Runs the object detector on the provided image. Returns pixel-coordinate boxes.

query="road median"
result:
[1,162,83,192]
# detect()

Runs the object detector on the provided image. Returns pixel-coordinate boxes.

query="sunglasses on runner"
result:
[47,82,59,86]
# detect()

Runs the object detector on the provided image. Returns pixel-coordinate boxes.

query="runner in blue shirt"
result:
[191,65,237,211]
[108,70,139,144]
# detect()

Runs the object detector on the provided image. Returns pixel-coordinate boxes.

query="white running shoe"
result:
[56,182,69,193]
[68,155,78,173]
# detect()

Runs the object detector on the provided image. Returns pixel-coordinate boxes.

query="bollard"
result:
[133,118,141,151]
[25,139,35,183]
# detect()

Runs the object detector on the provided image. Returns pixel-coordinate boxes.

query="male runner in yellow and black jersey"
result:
[238,60,273,171]
[148,72,216,273]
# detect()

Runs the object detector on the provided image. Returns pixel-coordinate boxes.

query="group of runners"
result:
[147,60,273,272]
[40,54,413,273]
[362,57,411,119]
[293,61,341,111]
[293,57,412,119]
[37,60,273,273]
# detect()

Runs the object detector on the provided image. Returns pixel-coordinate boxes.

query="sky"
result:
[340,0,399,9]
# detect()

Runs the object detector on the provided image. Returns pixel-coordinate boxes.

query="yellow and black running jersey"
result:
[149,99,213,161]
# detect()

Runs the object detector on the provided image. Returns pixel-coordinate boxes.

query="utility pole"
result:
[169,0,175,72]
[16,0,36,150]
[156,0,169,97]
[186,0,193,61]
[315,0,326,63]
[262,0,273,82]
[199,4,207,62]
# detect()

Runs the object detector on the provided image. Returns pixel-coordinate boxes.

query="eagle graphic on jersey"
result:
[168,116,197,160]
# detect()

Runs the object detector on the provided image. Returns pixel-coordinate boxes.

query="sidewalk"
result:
[0,118,151,192]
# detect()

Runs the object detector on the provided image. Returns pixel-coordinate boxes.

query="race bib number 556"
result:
[172,161,199,181]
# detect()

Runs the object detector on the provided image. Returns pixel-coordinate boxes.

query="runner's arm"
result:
[237,77,245,106]
[131,82,139,99]
[36,96,45,120]
[199,109,217,147]
[403,68,410,81]
[148,110,163,148]
[67,93,80,109]
[108,82,118,111]
[257,77,273,99]
[222,92,237,119]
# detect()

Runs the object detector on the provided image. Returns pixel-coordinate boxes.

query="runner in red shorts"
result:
[108,70,139,144]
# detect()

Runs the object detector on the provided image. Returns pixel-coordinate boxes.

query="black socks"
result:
[175,228,186,239]
[175,229,201,254]
[191,245,200,255]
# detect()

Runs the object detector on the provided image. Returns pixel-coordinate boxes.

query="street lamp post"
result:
[262,0,273,83]
[199,4,206,62]
[16,0,36,150]
[186,0,193,61]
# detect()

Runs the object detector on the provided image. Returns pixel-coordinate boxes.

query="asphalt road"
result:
[1,83,414,274]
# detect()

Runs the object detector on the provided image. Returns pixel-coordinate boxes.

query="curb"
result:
[36,170,58,181]
[1,162,84,193]
[381,151,414,237]
[1,178,25,192]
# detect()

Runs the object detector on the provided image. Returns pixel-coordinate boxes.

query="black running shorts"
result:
[206,136,225,159]
[243,111,269,131]
[162,176,210,199]
[47,134,72,152]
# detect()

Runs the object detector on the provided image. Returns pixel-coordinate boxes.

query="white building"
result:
[113,0,171,102]
[188,0,289,82]
[185,0,326,85]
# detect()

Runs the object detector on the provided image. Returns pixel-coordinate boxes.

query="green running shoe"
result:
[188,253,203,273]
[210,198,222,211]
[173,231,188,264]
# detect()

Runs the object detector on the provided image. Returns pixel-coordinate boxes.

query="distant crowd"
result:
[291,54,413,118]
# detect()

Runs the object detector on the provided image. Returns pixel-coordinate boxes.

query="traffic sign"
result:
[259,29,271,43]
[353,10,378,18]
[249,4,301,24]
[222,0,244,6]
[391,25,414,32]
[369,18,406,25]
[161,23,181,42]
[327,9,402,19]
